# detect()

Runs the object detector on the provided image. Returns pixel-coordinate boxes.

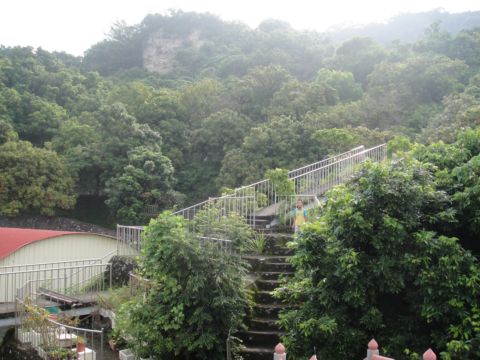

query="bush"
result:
[116,212,251,359]
[277,160,480,360]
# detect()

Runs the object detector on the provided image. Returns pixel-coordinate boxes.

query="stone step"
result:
[259,262,294,272]
[259,271,294,280]
[237,346,272,360]
[254,290,282,304]
[253,304,287,318]
[264,233,293,242]
[247,317,279,331]
[243,256,294,273]
[268,246,294,256]
[238,330,284,348]
[243,255,290,263]
[256,279,282,291]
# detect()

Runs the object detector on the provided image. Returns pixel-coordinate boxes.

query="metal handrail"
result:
[16,296,105,358]
[0,259,102,273]
[1,263,112,308]
[118,144,386,239]
[288,145,365,177]
[290,144,385,180]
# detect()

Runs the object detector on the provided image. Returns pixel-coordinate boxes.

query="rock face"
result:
[143,30,203,74]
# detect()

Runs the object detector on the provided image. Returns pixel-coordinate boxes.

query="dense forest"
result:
[1,10,480,226]
[3,9,480,360]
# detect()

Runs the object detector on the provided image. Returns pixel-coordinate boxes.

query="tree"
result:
[278,160,480,359]
[15,93,68,145]
[105,147,175,224]
[0,140,75,216]
[218,115,314,187]
[117,212,250,359]
[315,68,363,102]
[330,37,387,87]
[364,54,468,130]
[230,65,292,121]
[267,80,333,118]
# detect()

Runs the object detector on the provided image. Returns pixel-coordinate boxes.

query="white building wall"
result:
[0,234,138,303]
[0,234,117,267]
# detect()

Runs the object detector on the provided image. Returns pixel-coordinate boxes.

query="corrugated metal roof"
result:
[0,227,80,260]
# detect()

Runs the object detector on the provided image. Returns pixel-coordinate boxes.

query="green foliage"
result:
[105,146,175,224]
[2,13,480,226]
[329,37,387,86]
[316,68,363,102]
[265,168,294,196]
[241,231,267,254]
[0,140,75,216]
[387,135,413,157]
[192,205,257,253]
[277,160,480,360]
[97,287,131,312]
[117,212,250,359]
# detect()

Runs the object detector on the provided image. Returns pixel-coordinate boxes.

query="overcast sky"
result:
[1,0,479,56]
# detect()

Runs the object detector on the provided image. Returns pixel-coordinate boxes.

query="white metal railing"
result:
[142,204,160,216]
[175,195,256,225]
[287,145,365,178]
[18,263,111,301]
[177,144,385,224]
[116,225,234,254]
[196,236,233,253]
[117,144,386,246]
[128,272,151,297]
[116,225,144,255]
[16,296,105,359]
[0,259,101,274]
[0,251,117,305]
[0,259,101,305]
[1,263,112,314]
[289,143,386,196]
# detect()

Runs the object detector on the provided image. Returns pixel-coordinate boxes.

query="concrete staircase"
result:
[239,233,294,360]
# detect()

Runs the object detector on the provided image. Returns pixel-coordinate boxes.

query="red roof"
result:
[0,227,80,260]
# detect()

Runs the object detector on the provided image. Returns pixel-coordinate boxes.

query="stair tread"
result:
[250,317,277,323]
[239,330,285,335]
[257,289,276,294]
[240,330,286,336]
[242,255,291,260]
[238,346,273,354]
[254,303,287,309]
[258,279,282,284]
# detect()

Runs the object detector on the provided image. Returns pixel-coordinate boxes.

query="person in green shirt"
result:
[292,199,307,233]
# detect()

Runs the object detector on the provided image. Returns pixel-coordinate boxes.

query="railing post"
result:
[64,268,67,293]
[366,339,379,360]
[274,343,286,360]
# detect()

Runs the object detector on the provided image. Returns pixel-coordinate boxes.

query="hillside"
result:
[1,10,480,226]
[327,9,480,44]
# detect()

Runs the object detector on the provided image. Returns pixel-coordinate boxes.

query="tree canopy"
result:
[1,11,480,225]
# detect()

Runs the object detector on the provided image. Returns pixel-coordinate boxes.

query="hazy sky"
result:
[1,0,479,56]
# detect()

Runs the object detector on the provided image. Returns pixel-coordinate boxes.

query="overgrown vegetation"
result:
[116,212,251,359]
[277,129,480,360]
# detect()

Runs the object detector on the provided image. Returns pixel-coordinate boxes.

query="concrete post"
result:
[366,339,379,360]
[423,349,437,360]
[274,343,286,360]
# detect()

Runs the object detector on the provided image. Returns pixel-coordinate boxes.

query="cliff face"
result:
[143,30,203,74]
